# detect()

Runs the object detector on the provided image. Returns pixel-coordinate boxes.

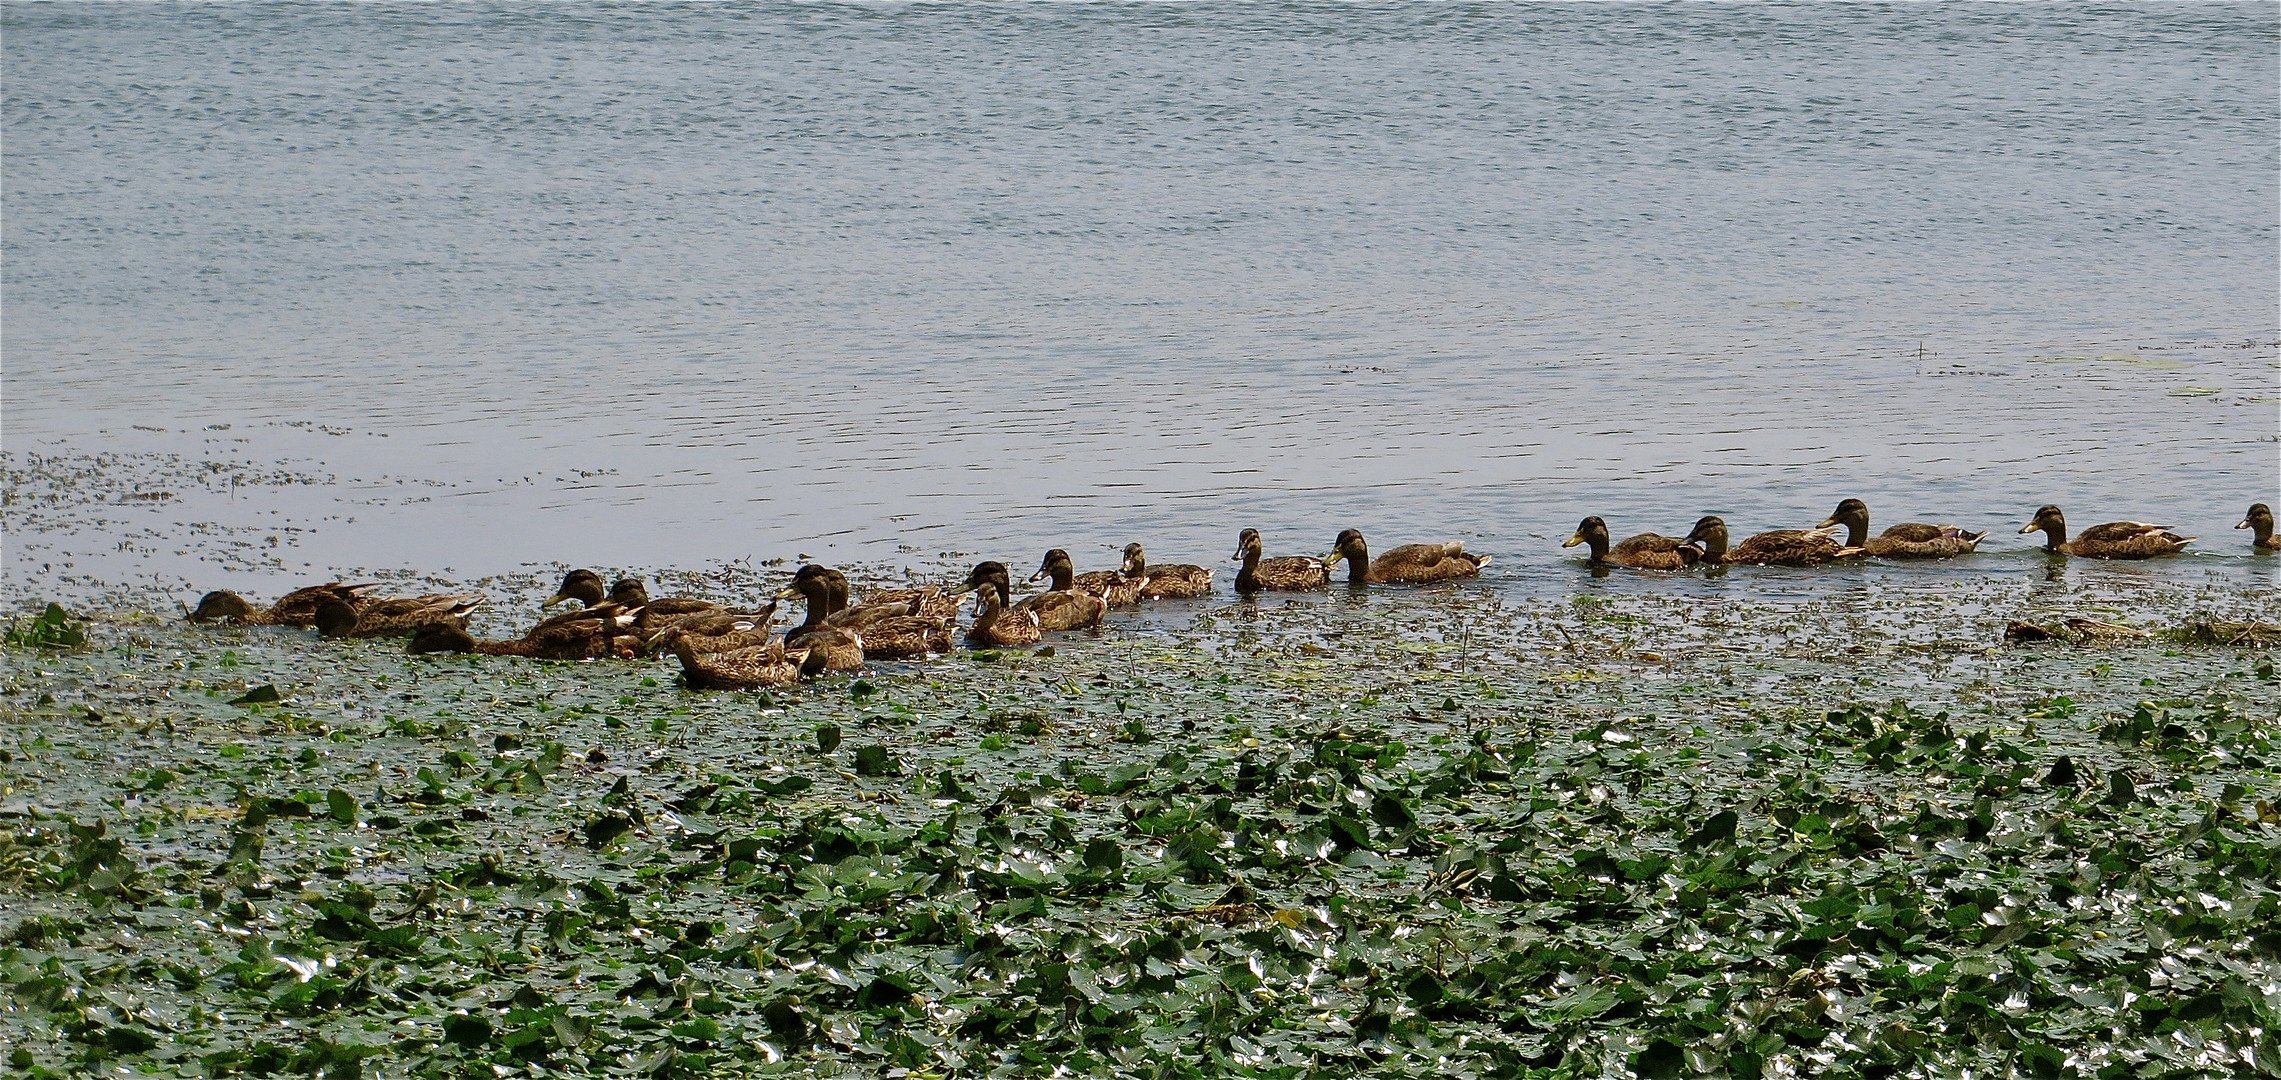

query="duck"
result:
[855,582,963,621]
[408,608,641,660]
[777,566,943,654]
[641,603,780,656]
[314,593,486,639]
[1322,529,1488,584]
[1561,517,1699,570]
[1122,543,1213,599]
[186,582,381,626]
[815,571,952,659]
[1681,516,1856,567]
[956,562,1043,648]
[2018,506,2192,559]
[1013,572,1107,632]
[607,577,722,626]
[2239,503,2279,551]
[1817,499,1987,559]
[1031,548,1144,607]
[1232,528,1329,592]
[774,567,867,671]
[674,636,823,690]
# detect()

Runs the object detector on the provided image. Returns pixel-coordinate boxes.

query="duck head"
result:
[2019,505,2067,549]
[545,570,607,608]
[1818,499,1871,548]
[954,561,1015,607]
[1564,517,1611,561]
[1322,529,1369,582]
[1233,528,1263,564]
[1121,543,1147,578]
[1030,549,1076,592]
[2240,503,2274,544]
[1682,516,1729,561]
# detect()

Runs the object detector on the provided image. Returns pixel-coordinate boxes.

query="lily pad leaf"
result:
[230,685,282,706]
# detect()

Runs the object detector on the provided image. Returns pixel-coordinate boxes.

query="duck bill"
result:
[1814,517,1838,529]
[542,593,571,608]
[2238,519,2254,530]
[774,586,800,600]
[2016,522,2039,534]
[1561,533,1585,548]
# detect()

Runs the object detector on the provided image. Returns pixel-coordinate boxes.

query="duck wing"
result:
[1368,541,1488,583]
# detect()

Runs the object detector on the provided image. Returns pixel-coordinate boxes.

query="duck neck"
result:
[1583,533,1611,563]
[2035,522,2067,552]
[1236,549,1261,589]
[1125,554,1148,580]
[2253,519,2275,547]
[1046,566,1074,592]
[1341,543,1368,584]
[1696,531,1728,563]
[1840,518,1868,548]
[796,591,827,631]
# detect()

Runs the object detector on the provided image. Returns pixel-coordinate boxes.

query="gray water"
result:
[5,2,2277,610]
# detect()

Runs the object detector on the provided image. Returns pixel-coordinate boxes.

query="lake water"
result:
[5,2,2276,611]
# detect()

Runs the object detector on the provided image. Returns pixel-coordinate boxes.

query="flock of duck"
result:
[183,501,2277,689]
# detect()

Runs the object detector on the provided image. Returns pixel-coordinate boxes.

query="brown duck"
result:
[1562,517,1699,570]
[543,569,609,609]
[1322,529,1488,584]
[314,593,485,639]
[674,636,823,690]
[2239,503,2278,551]
[408,608,640,660]
[1232,528,1328,592]
[815,571,952,659]
[1818,499,1987,559]
[1682,516,1857,567]
[187,582,381,626]
[2019,506,2191,559]
[956,562,1042,648]
[1031,548,1144,607]
[1121,543,1213,599]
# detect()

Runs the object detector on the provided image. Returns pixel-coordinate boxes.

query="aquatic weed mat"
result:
[2,587,2276,1079]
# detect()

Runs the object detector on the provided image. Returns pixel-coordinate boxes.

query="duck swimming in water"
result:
[1232,528,1328,592]
[1322,529,1488,584]
[1817,499,1986,559]
[1122,543,1213,599]
[1562,517,1699,570]
[1682,516,1856,567]
[956,562,1043,648]
[2239,503,2278,551]
[2018,506,2191,559]
[187,582,381,626]
[1031,548,1145,607]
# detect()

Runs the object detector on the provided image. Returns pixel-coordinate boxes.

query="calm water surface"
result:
[5,3,2276,608]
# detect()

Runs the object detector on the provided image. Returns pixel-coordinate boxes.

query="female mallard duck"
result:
[1322,529,1488,584]
[608,577,722,626]
[2239,503,2278,551]
[409,608,640,660]
[857,583,962,621]
[818,572,952,659]
[2019,506,2191,559]
[1818,499,1987,559]
[641,603,780,656]
[1232,528,1328,592]
[1682,516,1856,567]
[314,593,486,639]
[1122,543,1213,599]
[1031,548,1145,606]
[774,569,867,671]
[674,636,823,690]
[1562,517,1699,570]
[187,582,380,626]
[957,562,1043,648]
[1014,575,1107,632]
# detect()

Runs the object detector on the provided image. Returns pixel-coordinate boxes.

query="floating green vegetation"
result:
[1,588,2276,1079]
[2165,386,2222,398]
